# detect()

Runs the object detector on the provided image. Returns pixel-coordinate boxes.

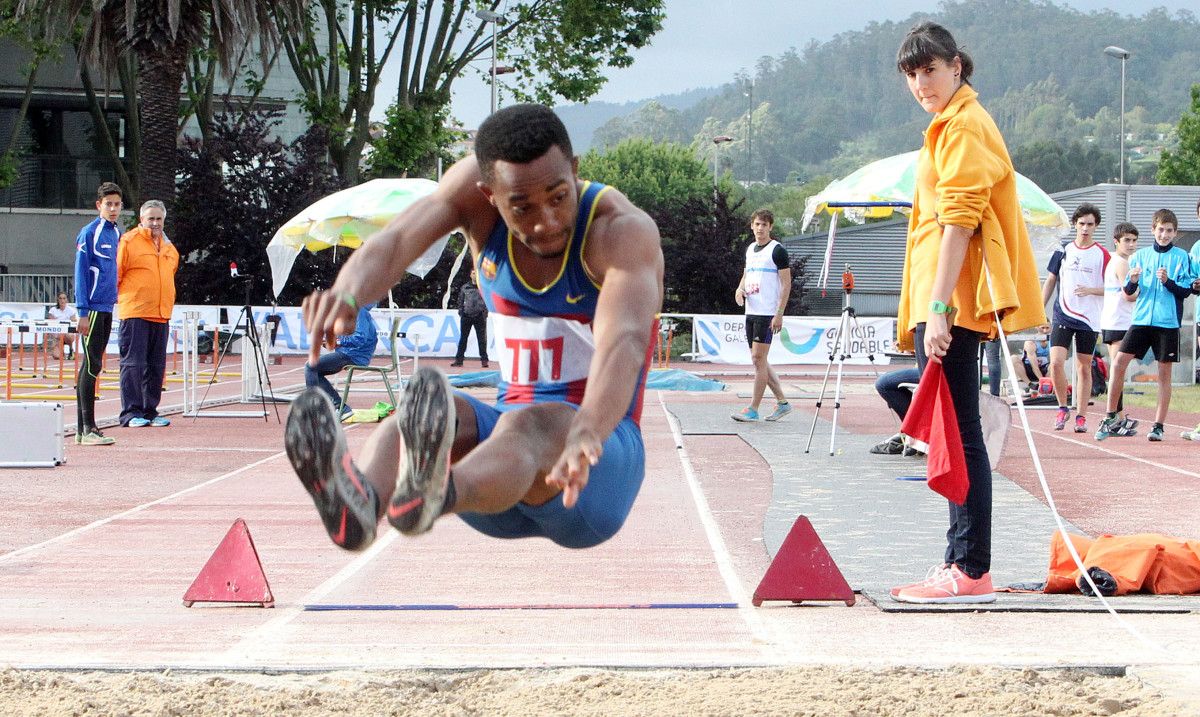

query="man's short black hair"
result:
[475,104,573,182]
[1071,202,1101,225]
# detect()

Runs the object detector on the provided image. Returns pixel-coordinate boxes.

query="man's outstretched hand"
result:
[302,289,359,364]
[546,422,604,509]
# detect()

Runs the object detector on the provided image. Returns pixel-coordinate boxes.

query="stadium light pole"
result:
[1103,45,1130,185]
[712,135,734,187]
[743,78,754,184]
[476,10,506,115]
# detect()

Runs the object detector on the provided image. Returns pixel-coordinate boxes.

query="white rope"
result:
[982,257,1172,657]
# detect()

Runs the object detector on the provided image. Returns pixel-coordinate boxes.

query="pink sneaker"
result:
[889,563,948,598]
[892,564,995,604]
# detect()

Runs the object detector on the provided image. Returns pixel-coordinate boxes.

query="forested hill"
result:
[581,0,1200,192]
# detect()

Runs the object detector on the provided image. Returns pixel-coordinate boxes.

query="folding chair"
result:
[340,317,403,409]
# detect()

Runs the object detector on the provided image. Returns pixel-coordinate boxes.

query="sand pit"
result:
[0,665,1189,716]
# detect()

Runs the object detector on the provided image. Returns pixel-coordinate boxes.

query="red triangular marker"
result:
[753,516,855,607]
[183,519,274,608]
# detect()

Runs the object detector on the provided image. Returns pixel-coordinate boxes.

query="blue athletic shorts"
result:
[453,392,645,549]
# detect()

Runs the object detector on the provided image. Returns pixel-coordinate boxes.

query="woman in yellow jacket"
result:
[891,23,1045,604]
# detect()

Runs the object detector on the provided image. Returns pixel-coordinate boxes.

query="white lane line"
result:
[0,451,286,565]
[1017,425,1200,480]
[657,392,788,660]
[219,530,399,665]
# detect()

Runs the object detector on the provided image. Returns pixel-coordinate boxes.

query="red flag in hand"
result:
[900,360,970,505]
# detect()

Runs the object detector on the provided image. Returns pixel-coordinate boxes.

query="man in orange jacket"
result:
[116,200,179,427]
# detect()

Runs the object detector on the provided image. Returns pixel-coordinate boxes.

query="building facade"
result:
[0,38,315,279]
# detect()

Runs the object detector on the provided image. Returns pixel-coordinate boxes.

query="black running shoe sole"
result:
[388,366,455,535]
[285,389,378,551]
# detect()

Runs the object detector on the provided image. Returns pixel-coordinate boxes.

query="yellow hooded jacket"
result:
[116,226,179,322]
[896,85,1045,351]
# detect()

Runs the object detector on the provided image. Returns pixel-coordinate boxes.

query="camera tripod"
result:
[803,302,882,456]
[186,280,281,421]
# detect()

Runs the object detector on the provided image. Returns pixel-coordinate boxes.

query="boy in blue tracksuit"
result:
[1097,209,1195,442]
[74,182,124,446]
[304,302,378,420]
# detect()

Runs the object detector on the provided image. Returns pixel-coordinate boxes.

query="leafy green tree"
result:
[0,1,58,187]
[578,138,714,215]
[654,191,747,315]
[654,191,807,315]
[367,97,464,178]
[1011,141,1118,193]
[172,109,346,306]
[592,100,690,149]
[20,0,302,206]
[739,179,829,237]
[182,34,287,147]
[277,0,664,184]
[1158,84,1200,186]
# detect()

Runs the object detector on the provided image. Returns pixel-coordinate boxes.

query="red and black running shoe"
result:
[387,366,455,535]
[285,388,380,551]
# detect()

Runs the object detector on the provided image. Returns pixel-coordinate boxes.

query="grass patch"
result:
[1120,382,1200,414]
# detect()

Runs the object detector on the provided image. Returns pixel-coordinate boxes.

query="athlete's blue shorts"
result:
[453,392,645,549]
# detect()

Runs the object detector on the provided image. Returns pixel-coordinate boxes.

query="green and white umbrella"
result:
[266,178,450,300]
[802,150,1068,246]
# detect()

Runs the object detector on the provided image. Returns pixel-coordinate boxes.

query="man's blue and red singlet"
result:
[474,180,653,424]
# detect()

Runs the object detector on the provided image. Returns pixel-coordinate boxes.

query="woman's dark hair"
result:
[475,103,573,182]
[896,22,974,84]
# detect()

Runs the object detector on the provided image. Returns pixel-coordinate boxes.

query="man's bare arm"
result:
[304,158,491,361]
[1041,273,1057,308]
[772,266,792,332]
[578,212,663,437]
[546,199,663,506]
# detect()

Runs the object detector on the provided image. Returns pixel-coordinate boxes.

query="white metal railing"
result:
[0,274,73,303]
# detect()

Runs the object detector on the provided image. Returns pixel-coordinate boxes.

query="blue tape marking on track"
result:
[896,475,927,481]
[304,602,740,612]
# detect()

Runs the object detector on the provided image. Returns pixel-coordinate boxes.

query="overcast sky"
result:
[431,0,1195,128]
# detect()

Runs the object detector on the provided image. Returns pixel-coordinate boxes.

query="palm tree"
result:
[18,0,300,206]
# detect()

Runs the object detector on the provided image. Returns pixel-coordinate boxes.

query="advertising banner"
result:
[0,303,486,358]
[691,314,896,365]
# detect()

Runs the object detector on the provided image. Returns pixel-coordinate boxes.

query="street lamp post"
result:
[712,135,733,187]
[476,10,506,115]
[743,79,754,184]
[1103,45,1130,184]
